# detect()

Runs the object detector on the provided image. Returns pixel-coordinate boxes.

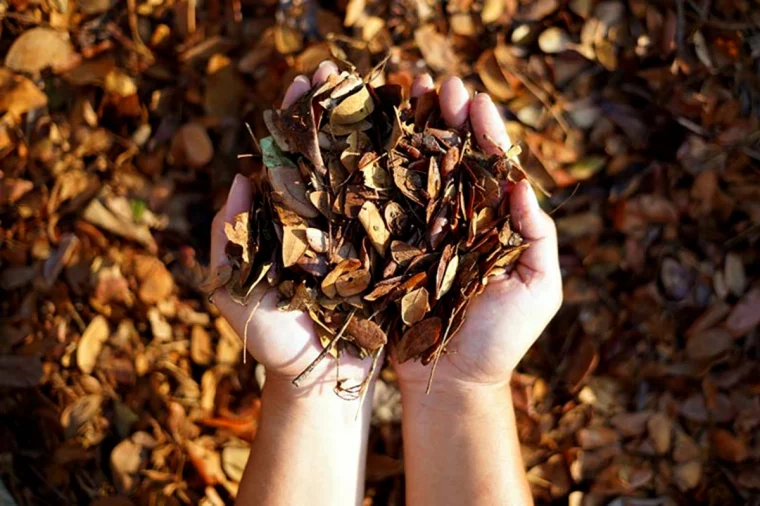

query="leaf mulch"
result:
[1,1,759,505]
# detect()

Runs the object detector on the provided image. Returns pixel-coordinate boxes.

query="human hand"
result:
[394,76,563,395]
[209,61,376,398]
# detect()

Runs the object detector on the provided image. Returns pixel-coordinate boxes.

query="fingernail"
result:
[294,75,310,86]
[318,60,333,69]
[225,174,248,219]
[522,180,538,212]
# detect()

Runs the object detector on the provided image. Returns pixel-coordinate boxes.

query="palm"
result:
[217,289,371,384]
[394,261,557,387]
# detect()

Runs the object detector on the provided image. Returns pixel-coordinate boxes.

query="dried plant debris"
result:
[212,67,529,391]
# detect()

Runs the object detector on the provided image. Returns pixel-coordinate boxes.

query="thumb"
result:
[210,174,252,271]
[509,180,560,283]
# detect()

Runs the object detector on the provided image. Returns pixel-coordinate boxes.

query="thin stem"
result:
[292,309,356,387]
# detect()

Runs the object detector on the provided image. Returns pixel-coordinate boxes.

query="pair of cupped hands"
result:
[210,61,562,401]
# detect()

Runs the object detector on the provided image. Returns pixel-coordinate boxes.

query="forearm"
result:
[237,377,372,506]
[401,380,532,506]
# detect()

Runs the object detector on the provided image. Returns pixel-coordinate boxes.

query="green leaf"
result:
[261,136,296,169]
[130,199,147,222]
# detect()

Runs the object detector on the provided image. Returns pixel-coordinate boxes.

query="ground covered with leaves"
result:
[1,0,759,505]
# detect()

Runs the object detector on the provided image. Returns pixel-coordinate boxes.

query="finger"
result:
[509,180,559,281]
[469,93,512,155]
[210,174,252,269]
[439,77,470,127]
[312,60,338,86]
[282,75,311,109]
[411,73,434,98]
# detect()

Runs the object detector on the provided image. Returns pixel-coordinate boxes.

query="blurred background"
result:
[0,0,759,504]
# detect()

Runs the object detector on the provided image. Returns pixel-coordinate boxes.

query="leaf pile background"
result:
[1,0,759,505]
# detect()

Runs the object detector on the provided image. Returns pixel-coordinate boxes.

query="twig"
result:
[548,183,580,216]
[292,309,356,387]
[354,346,382,419]
[242,291,266,364]
[245,122,261,153]
[126,0,155,63]
[425,313,456,394]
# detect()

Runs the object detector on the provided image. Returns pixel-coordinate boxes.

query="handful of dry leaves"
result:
[209,65,532,394]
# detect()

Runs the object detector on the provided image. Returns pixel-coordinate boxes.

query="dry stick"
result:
[292,309,356,387]
[354,347,383,420]
[425,313,457,394]
[241,291,266,364]
[496,59,570,136]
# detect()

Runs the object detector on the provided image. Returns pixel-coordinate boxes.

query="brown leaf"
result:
[171,123,214,169]
[361,156,393,190]
[710,429,747,463]
[322,259,362,298]
[414,25,459,73]
[134,255,175,304]
[6,28,76,74]
[396,317,442,363]
[77,315,110,374]
[359,201,391,255]
[391,165,424,205]
[576,427,619,449]
[0,69,48,116]
[726,287,760,337]
[111,438,145,494]
[191,325,213,366]
[268,166,319,218]
[400,287,429,325]
[282,225,308,268]
[686,327,733,361]
[222,445,251,483]
[344,317,387,351]
[384,201,409,236]
[426,156,441,200]
[646,413,672,455]
[435,244,457,300]
[341,131,372,173]
[331,85,375,125]
[674,461,702,492]
[390,240,424,265]
[336,268,371,297]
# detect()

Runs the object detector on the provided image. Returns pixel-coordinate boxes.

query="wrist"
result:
[262,375,373,428]
[400,377,512,419]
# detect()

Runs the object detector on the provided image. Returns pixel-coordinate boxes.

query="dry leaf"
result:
[359,201,391,255]
[322,259,362,298]
[268,166,319,218]
[344,317,387,351]
[77,316,110,374]
[400,287,429,325]
[396,317,442,363]
[6,27,76,74]
[332,86,374,125]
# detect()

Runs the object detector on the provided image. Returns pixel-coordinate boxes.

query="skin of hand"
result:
[210,61,376,506]
[394,74,563,393]
[397,75,563,506]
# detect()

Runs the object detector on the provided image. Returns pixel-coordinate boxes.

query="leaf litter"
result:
[213,64,530,398]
